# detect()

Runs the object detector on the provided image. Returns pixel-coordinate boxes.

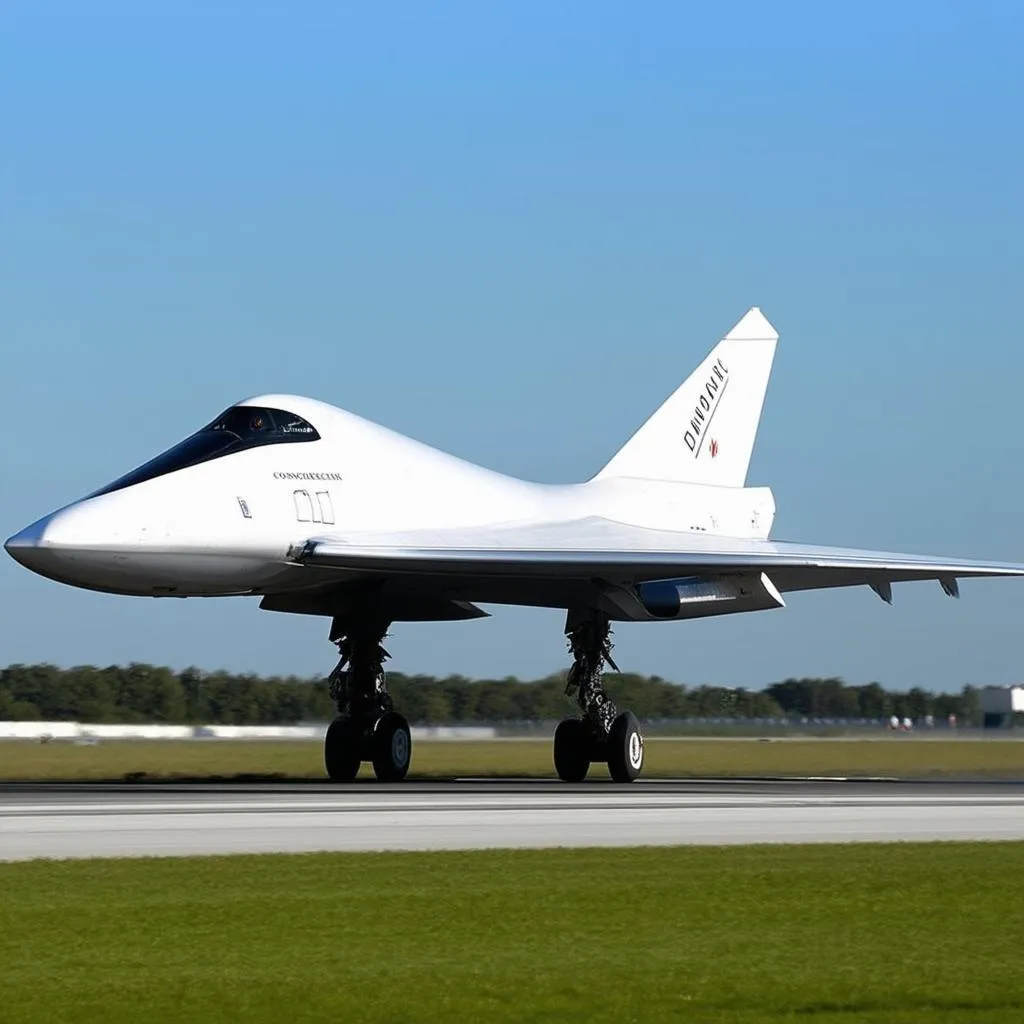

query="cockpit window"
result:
[92,406,320,496]
[208,407,318,440]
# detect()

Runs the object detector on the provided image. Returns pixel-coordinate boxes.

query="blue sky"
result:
[2,1,1023,691]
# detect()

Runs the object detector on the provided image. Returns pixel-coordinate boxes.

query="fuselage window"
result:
[92,406,321,497]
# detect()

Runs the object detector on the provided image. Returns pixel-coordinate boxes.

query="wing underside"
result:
[295,517,1024,605]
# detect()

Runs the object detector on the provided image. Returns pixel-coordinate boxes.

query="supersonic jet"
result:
[7,308,1024,783]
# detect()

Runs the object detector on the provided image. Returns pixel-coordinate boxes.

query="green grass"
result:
[1,737,1023,781]
[1,844,1023,1022]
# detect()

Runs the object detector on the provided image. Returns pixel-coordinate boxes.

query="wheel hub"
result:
[391,728,410,767]
[628,730,643,771]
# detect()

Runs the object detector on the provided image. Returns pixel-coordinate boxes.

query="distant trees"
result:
[0,664,334,726]
[764,677,976,723]
[0,663,982,726]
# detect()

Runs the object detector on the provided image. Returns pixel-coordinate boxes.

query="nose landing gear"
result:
[324,617,412,782]
[554,613,644,783]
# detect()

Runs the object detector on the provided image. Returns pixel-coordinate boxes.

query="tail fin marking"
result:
[593,307,778,488]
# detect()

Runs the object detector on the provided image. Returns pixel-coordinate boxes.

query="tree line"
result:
[0,663,984,725]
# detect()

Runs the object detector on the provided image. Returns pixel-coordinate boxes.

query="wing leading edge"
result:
[298,517,1024,599]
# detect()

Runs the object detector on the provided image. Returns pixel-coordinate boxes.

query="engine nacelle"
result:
[603,572,786,622]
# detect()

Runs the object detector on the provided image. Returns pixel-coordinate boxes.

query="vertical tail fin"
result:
[594,307,778,487]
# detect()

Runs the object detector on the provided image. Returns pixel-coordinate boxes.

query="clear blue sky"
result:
[2,1,1023,692]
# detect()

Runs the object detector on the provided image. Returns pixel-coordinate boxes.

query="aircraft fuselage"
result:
[5,394,775,602]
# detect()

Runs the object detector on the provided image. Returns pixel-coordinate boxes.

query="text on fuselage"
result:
[272,471,344,481]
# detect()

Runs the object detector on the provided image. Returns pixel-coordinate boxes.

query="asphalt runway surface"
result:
[2,779,1023,861]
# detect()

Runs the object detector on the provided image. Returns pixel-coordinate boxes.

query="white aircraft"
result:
[7,308,1023,782]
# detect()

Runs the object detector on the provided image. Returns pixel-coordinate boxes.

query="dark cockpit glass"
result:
[92,406,320,496]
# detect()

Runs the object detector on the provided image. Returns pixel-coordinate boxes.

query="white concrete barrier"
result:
[80,724,195,740]
[0,721,498,741]
[413,726,497,740]
[195,725,323,740]
[0,722,81,740]
[0,721,194,740]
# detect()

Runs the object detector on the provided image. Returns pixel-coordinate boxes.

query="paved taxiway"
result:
[2,780,1023,861]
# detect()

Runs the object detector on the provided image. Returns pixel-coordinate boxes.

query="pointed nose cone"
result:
[7,497,182,592]
[5,505,118,581]
[4,518,50,571]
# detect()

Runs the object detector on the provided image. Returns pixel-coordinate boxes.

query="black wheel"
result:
[553,717,590,782]
[324,716,362,782]
[607,710,644,783]
[371,711,412,782]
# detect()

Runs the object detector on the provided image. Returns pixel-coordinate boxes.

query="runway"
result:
[2,779,1023,861]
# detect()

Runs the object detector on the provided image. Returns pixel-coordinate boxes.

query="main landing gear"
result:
[323,617,412,782]
[553,613,645,783]
[320,610,644,784]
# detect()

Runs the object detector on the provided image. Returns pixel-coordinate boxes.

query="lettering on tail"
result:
[683,358,729,455]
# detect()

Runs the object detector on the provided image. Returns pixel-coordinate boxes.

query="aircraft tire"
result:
[553,718,590,782]
[607,711,644,783]
[371,711,412,782]
[324,716,362,782]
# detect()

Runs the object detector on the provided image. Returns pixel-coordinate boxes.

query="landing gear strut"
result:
[324,617,411,782]
[554,613,644,783]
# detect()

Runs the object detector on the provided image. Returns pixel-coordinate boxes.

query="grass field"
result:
[1,844,1022,1023]
[1,737,1023,781]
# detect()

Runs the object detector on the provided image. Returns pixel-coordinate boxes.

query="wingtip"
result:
[725,307,779,341]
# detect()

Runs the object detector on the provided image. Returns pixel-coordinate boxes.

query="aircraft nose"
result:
[4,518,49,571]
[4,503,129,579]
